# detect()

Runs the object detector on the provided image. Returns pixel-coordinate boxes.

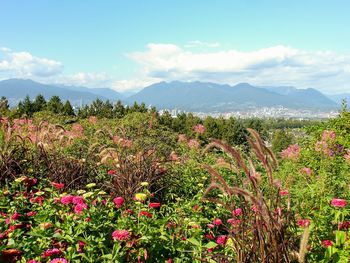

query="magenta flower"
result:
[112,230,130,241]
[149,202,161,208]
[227,218,241,226]
[212,218,222,226]
[216,235,227,246]
[321,240,333,248]
[50,258,68,263]
[232,208,242,216]
[60,195,74,205]
[113,197,124,208]
[331,198,347,208]
[72,196,84,205]
[74,203,88,214]
[297,219,311,227]
[42,248,61,257]
[51,182,64,189]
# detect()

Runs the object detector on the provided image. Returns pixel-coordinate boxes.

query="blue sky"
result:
[1,0,350,93]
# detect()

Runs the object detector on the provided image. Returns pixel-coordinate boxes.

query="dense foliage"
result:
[0,96,348,262]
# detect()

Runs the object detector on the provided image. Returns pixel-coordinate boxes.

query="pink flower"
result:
[51,182,64,189]
[178,134,187,143]
[227,218,241,226]
[300,167,312,177]
[60,195,74,205]
[112,229,130,241]
[204,233,215,240]
[88,116,97,124]
[297,219,311,227]
[188,139,200,149]
[74,203,88,214]
[28,260,42,263]
[11,212,21,220]
[281,144,300,160]
[232,208,242,216]
[331,198,347,208]
[113,197,124,208]
[27,211,37,217]
[50,258,68,263]
[149,202,161,208]
[72,196,85,205]
[212,218,222,226]
[193,124,205,134]
[42,248,61,257]
[321,240,333,248]
[216,235,227,246]
[322,130,336,141]
[207,223,215,229]
[279,190,289,196]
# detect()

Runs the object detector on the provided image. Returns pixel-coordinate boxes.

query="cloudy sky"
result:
[1,0,350,94]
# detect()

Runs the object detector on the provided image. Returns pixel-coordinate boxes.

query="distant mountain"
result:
[327,93,350,104]
[128,81,338,112]
[0,79,123,106]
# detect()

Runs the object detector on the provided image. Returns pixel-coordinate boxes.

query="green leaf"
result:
[204,241,218,249]
[187,237,200,247]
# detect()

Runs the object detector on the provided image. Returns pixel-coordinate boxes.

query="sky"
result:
[1,0,350,94]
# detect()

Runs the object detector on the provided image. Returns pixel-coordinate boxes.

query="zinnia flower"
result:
[72,196,85,205]
[297,219,311,227]
[74,203,88,214]
[321,240,333,248]
[331,198,347,208]
[212,218,222,226]
[42,248,61,257]
[51,182,64,189]
[113,197,124,208]
[134,193,147,201]
[139,211,153,218]
[149,202,161,208]
[112,229,130,241]
[279,190,289,196]
[27,211,37,217]
[193,124,205,134]
[227,218,241,226]
[60,195,74,205]
[107,170,117,175]
[232,208,242,216]
[50,258,68,263]
[216,235,227,246]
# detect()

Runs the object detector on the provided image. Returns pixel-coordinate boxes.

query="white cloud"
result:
[0,48,63,78]
[127,43,350,93]
[185,40,220,48]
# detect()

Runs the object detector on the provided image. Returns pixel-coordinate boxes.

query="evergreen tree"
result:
[47,96,63,114]
[0,96,9,114]
[32,94,47,112]
[62,101,75,116]
[114,100,125,118]
[18,95,34,116]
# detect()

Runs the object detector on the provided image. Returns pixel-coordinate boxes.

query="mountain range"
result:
[0,78,345,112]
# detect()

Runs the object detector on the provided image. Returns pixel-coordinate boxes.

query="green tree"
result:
[62,100,75,116]
[271,129,293,153]
[18,95,34,116]
[47,96,63,114]
[32,94,47,112]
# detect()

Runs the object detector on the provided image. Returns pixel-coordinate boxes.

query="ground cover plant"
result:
[0,103,349,262]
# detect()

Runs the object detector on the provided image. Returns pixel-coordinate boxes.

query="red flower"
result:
[42,248,61,257]
[216,235,227,246]
[321,240,333,248]
[204,233,215,240]
[279,190,289,196]
[149,202,161,208]
[113,197,124,208]
[30,196,44,205]
[338,221,350,230]
[108,170,117,175]
[212,218,222,226]
[139,211,153,218]
[207,223,215,229]
[51,182,64,189]
[112,230,130,241]
[11,212,21,220]
[298,219,311,227]
[331,198,347,208]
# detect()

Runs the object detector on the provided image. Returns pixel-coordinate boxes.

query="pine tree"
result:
[62,100,75,116]
[47,96,63,114]
[33,94,47,112]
